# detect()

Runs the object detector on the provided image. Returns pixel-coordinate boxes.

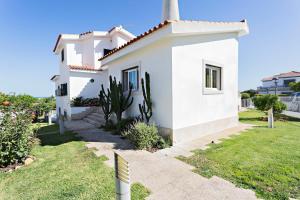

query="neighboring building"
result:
[51,0,249,144]
[257,71,300,95]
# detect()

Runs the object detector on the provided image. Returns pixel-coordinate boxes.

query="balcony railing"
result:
[257,86,292,93]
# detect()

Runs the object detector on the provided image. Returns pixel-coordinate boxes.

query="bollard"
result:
[268,108,274,128]
[48,111,52,125]
[59,115,65,134]
[114,152,130,200]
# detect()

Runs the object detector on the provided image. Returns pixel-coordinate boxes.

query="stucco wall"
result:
[171,33,239,132]
[69,71,106,99]
[104,38,173,129]
[55,46,71,119]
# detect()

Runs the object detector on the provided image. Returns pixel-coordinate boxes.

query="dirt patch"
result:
[0,156,36,173]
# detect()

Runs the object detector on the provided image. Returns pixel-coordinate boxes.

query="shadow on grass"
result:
[37,131,82,146]
[36,125,134,151]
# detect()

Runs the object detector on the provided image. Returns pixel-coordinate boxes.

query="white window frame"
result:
[122,66,139,92]
[203,60,224,95]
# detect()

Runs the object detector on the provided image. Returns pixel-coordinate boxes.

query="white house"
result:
[257,71,300,95]
[51,0,249,144]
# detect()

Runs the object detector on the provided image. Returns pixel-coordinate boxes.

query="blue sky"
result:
[0,0,299,97]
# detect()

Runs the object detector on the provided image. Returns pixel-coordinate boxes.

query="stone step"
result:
[86,115,105,123]
[83,117,105,127]
[90,112,105,119]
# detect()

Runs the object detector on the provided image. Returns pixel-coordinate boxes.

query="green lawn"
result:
[0,125,149,200]
[179,110,300,200]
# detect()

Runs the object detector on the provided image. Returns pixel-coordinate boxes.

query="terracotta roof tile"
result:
[98,20,171,61]
[69,65,102,72]
[79,31,92,36]
[262,71,300,81]
[98,19,247,61]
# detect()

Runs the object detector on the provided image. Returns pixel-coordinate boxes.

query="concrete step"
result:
[86,115,105,123]
[90,112,105,119]
[83,117,105,127]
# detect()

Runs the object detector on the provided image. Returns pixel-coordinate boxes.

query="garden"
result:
[179,109,300,199]
[98,73,171,151]
[0,92,149,199]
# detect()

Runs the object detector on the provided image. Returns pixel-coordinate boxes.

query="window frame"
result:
[203,60,224,95]
[122,66,139,92]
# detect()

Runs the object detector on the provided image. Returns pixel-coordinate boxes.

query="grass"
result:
[179,110,300,200]
[0,124,149,200]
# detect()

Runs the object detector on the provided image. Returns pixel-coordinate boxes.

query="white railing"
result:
[280,97,300,112]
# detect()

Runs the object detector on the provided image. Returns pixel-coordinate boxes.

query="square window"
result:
[205,64,222,91]
[122,67,139,91]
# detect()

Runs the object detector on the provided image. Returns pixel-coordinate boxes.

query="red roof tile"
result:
[69,65,102,72]
[262,71,300,81]
[98,20,171,61]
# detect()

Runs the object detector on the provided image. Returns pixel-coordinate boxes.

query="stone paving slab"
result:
[76,125,257,200]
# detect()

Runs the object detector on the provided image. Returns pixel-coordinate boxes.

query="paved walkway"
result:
[283,111,300,119]
[74,123,257,200]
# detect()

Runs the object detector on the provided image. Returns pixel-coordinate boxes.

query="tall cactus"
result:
[109,76,134,122]
[99,84,112,126]
[139,72,152,123]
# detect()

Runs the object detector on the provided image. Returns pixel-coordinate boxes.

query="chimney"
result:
[162,0,180,22]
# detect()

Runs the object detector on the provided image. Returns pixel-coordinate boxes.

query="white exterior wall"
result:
[69,71,106,99]
[94,38,112,69]
[171,33,239,143]
[104,38,173,129]
[66,42,83,66]
[55,45,72,119]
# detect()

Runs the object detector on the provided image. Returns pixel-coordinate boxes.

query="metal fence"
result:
[241,99,254,108]
[280,97,300,112]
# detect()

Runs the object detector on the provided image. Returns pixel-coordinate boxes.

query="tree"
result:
[99,84,112,126]
[241,89,257,98]
[109,76,134,123]
[139,72,153,123]
[241,93,250,99]
[289,82,300,92]
[253,94,286,128]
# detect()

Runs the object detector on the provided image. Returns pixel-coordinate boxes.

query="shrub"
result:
[289,82,300,92]
[241,89,257,98]
[253,94,278,112]
[0,106,33,167]
[273,101,287,114]
[241,93,250,99]
[124,122,167,150]
[71,97,100,107]
[117,117,137,134]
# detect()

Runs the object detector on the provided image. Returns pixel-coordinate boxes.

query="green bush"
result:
[0,106,33,167]
[117,117,137,134]
[253,94,278,111]
[124,122,167,150]
[71,97,100,107]
[241,93,250,99]
[273,101,287,114]
[253,94,286,117]
[289,82,300,92]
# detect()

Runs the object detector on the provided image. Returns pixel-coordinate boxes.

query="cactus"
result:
[109,76,134,122]
[99,84,112,126]
[139,72,152,123]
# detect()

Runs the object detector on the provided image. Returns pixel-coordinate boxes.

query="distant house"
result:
[257,71,300,95]
[51,0,249,144]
